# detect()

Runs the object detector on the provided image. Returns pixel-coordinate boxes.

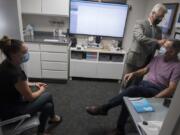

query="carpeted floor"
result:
[32,79,138,135]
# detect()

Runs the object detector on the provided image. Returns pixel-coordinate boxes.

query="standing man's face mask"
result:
[159,47,167,55]
[154,17,162,25]
[153,11,164,25]
[21,52,30,63]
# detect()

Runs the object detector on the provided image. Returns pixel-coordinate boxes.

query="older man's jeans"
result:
[103,80,164,131]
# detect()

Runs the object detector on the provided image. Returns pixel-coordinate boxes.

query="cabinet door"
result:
[70,60,97,78]
[40,44,68,53]
[97,63,124,79]
[42,61,67,70]
[26,52,41,78]
[42,70,68,79]
[21,0,41,14]
[41,52,67,62]
[42,0,69,16]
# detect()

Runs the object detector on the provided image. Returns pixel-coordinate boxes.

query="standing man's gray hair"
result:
[150,3,167,16]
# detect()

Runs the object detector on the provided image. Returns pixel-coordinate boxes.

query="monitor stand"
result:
[95,36,101,44]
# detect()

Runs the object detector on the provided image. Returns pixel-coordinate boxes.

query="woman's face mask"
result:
[159,47,167,55]
[21,52,30,63]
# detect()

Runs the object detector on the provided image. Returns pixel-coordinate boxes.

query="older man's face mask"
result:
[159,46,167,55]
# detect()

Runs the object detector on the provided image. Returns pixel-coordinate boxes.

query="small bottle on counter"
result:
[25,24,34,37]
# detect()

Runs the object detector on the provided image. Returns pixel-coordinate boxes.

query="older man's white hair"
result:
[150,3,167,15]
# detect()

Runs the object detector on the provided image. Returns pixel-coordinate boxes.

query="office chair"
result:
[0,114,39,135]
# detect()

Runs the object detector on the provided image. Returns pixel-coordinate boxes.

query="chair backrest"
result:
[0,114,39,135]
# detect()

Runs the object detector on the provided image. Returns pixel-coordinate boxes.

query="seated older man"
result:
[86,39,180,135]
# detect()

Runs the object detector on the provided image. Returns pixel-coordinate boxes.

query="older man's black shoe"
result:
[86,105,108,116]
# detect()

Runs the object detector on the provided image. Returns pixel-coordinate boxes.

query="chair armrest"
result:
[0,114,31,127]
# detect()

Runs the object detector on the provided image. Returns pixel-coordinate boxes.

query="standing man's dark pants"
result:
[103,80,163,131]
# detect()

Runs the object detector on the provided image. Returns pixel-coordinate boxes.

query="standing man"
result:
[123,3,167,87]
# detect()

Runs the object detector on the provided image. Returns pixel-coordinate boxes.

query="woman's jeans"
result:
[0,92,55,133]
[104,80,164,131]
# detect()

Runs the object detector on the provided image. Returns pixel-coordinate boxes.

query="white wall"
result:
[122,0,148,50]
[0,0,23,63]
[0,0,22,39]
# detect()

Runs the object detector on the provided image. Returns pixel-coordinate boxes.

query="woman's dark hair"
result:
[0,36,23,59]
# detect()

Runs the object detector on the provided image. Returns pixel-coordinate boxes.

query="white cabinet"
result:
[70,60,97,78]
[25,43,69,80]
[42,70,67,79]
[40,44,67,52]
[97,63,124,79]
[21,0,69,16]
[26,51,41,78]
[40,44,69,79]
[41,44,69,79]
[41,52,67,62]
[25,43,41,78]
[42,0,69,16]
[41,61,67,70]
[70,48,126,80]
[21,0,41,14]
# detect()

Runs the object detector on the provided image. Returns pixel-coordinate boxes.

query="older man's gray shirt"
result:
[126,19,162,68]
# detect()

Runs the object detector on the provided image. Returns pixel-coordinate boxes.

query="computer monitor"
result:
[69,0,129,38]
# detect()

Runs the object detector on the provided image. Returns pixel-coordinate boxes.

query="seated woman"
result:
[0,36,61,135]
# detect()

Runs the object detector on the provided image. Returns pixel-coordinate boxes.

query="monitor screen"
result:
[69,1,129,38]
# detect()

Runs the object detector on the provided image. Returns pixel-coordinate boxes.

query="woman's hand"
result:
[35,82,48,89]
[38,84,46,92]
[16,81,47,102]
